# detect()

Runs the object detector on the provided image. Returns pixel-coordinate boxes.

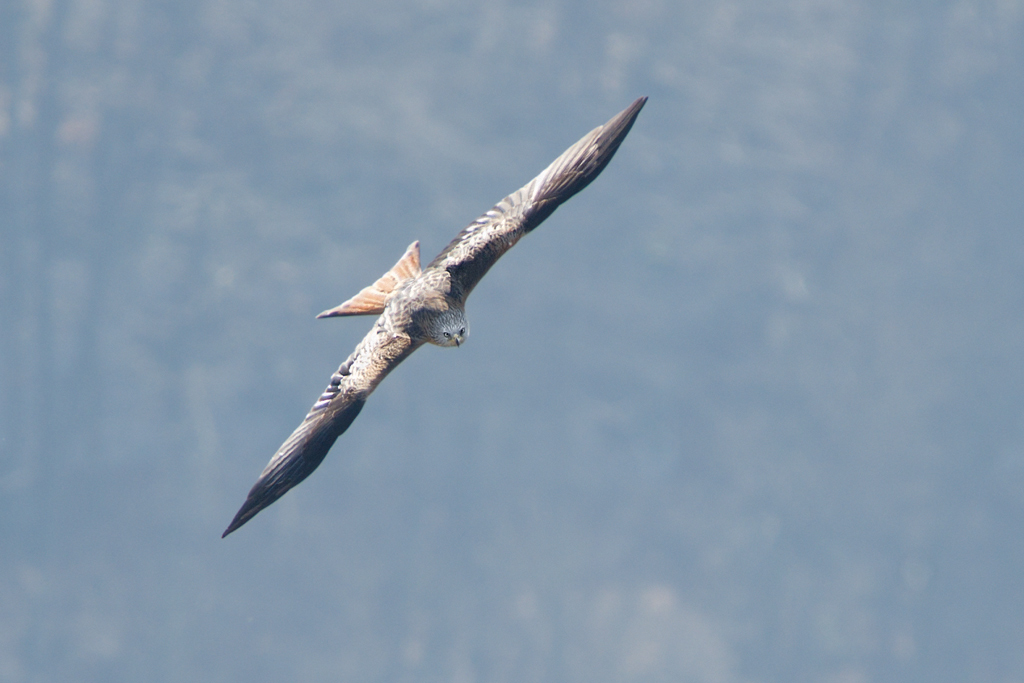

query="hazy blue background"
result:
[2,0,1023,681]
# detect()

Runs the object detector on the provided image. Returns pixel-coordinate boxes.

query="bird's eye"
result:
[443,332,450,338]
[459,328,465,335]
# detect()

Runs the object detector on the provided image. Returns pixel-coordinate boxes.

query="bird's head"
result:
[426,306,469,348]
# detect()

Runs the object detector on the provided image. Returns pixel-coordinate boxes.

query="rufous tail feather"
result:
[316,241,421,318]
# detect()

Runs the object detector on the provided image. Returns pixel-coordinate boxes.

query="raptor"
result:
[223,97,647,537]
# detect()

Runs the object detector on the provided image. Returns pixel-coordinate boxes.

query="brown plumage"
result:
[222,97,647,537]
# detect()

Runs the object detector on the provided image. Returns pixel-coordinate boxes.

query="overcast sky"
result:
[2,1,1024,681]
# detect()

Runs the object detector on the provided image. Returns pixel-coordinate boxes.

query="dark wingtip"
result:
[526,96,648,214]
[220,464,299,539]
[220,399,366,539]
[221,516,243,538]
[603,96,647,144]
[221,500,258,537]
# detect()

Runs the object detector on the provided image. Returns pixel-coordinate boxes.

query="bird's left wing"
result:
[222,325,422,537]
[427,96,646,302]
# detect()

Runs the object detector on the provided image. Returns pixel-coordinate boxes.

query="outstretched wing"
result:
[427,96,647,302]
[222,325,422,537]
[223,98,646,538]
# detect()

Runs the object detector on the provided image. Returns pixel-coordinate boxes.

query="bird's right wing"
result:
[426,96,647,302]
[222,324,422,537]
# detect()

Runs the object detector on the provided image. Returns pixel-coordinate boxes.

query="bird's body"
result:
[223,97,647,537]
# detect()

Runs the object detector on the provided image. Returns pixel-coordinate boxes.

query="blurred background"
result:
[2,1,1023,681]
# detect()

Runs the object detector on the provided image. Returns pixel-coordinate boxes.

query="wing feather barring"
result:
[223,97,647,537]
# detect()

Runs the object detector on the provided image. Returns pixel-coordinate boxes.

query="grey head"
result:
[424,304,469,347]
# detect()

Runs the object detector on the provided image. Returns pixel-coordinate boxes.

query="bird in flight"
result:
[222,97,647,537]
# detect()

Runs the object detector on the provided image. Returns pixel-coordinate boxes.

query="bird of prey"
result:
[222,96,647,537]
